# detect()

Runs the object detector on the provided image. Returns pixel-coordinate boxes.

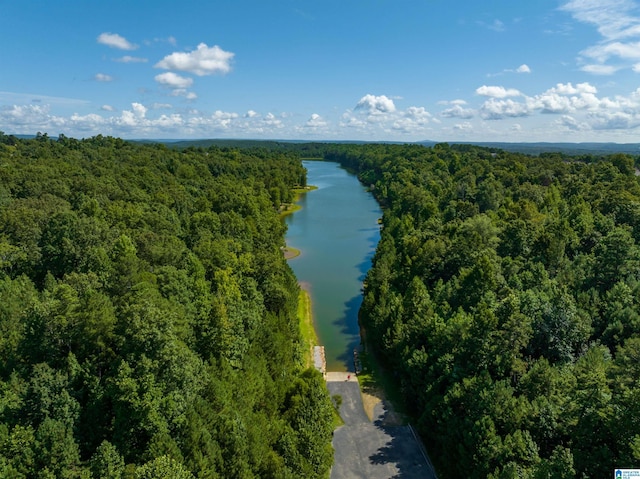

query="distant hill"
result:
[164,138,640,156]
[5,133,640,156]
[418,140,640,156]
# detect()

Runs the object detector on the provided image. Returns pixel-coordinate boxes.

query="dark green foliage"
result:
[323,143,640,478]
[0,136,332,477]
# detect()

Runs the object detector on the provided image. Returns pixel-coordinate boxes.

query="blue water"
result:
[285,161,381,371]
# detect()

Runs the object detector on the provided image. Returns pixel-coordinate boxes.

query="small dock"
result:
[314,346,326,379]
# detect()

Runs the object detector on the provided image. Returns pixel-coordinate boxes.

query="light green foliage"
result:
[135,455,194,479]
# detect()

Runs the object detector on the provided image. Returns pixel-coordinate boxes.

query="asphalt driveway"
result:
[326,372,437,479]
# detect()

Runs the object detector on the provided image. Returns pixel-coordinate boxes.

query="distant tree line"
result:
[323,142,640,478]
[0,132,334,478]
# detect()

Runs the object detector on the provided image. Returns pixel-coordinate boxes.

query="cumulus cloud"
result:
[440,103,475,119]
[341,96,435,137]
[548,82,597,95]
[590,110,640,129]
[557,115,589,131]
[97,32,137,50]
[476,85,522,98]
[516,64,531,73]
[454,122,473,131]
[101,105,115,112]
[527,82,603,114]
[304,113,328,128]
[262,112,284,128]
[480,98,530,119]
[155,72,194,89]
[245,110,259,118]
[392,106,433,132]
[94,73,113,82]
[355,94,396,114]
[1,104,54,125]
[155,43,234,76]
[0,100,308,138]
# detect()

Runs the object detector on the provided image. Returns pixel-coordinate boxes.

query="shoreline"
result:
[297,282,319,369]
[281,184,317,260]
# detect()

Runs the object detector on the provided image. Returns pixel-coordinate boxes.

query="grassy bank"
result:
[279,185,318,219]
[297,286,317,369]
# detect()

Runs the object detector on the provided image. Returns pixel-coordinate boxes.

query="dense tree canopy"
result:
[323,142,640,478]
[0,133,334,478]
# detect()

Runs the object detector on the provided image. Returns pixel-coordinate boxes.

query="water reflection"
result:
[285,161,381,371]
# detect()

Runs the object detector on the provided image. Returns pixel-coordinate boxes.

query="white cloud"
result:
[440,103,475,119]
[169,89,197,100]
[340,112,367,129]
[1,104,52,125]
[557,115,589,131]
[480,98,530,119]
[132,103,147,118]
[561,0,640,41]
[589,110,640,129]
[303,113,328,128]
[476,85,522,98]
[101,105,115,112]
[155,72,194,89]
[561,0,640,73]
[392,106,433,132]
[155,43,234,76]
[151,103,173,109]
[94,73,113,82]
[115,56,148,63]
[245,110,259,118]
[516,64,531,73]
[355,94,396,114]
[97,32,137,50]
[263,112,284,128]
[548,82,597,95]
[454,122,473,131]
[580,64,620,75]
[526,82,603,114]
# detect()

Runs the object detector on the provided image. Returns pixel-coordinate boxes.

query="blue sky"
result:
[3,0,640,142]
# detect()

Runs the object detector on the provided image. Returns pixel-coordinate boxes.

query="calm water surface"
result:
[285,161,381,371]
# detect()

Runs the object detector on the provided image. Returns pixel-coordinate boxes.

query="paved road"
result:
[326,372,437,479]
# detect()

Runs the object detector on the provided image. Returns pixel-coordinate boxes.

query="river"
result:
[285,160,381,371]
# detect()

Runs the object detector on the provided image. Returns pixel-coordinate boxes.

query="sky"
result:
[3,0,640,142]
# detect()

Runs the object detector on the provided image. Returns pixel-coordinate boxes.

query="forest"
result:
[0,133,335,478]
[321,142,640,478]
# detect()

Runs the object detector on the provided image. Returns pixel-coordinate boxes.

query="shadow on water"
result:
[333,231,380,370]
[357,227,380,282]
[333,294,363,370]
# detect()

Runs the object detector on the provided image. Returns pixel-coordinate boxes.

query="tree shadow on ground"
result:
[368,423,437,479]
